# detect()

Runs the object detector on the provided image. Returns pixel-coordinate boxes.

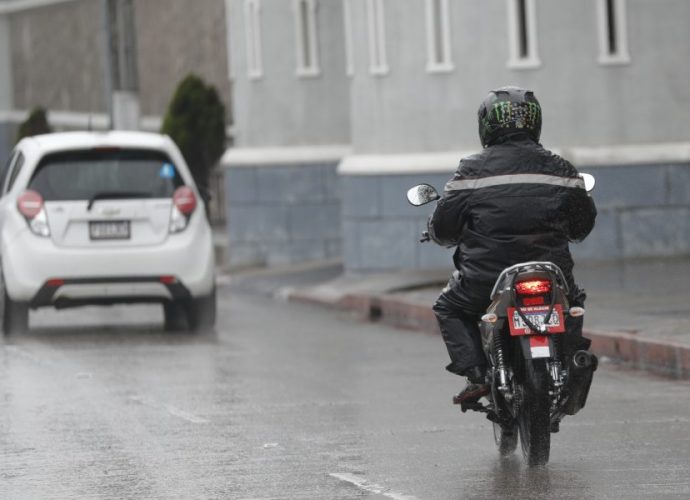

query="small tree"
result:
[161,74,226,191]
[17,107,52,142]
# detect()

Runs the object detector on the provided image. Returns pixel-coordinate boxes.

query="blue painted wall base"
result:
[341,162,690,272]
[223,162,341,267]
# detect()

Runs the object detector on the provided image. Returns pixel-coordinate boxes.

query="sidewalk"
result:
[284,258,690,380]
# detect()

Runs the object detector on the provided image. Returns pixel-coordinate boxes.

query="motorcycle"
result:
[406,173,598,466]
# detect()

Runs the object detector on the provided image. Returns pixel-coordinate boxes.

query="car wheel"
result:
[186,287,217,332]
[163,301,187,332]
[3,293,29,336]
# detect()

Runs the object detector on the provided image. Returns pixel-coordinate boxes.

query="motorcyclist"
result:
[428,86,597,405]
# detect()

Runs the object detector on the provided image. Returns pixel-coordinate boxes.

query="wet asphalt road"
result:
[1,285,690,499]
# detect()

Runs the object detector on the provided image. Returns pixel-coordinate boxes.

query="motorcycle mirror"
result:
[406,184,440,206]
[580,173,596,193]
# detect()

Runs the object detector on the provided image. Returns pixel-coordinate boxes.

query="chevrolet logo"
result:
[101,208,121,217]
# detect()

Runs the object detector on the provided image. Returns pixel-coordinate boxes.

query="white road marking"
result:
[330,472,421,500]
[129,395,209,424]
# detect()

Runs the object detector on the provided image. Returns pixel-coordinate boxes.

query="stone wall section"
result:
[341,163,690,272]
[225,163,342,267]
[8,0,231,119]
[9,0,106,114]
[341,172,454,273]
[574,163,690,260]
[134,0,231,118]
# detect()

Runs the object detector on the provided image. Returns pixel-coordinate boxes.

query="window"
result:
[293,0,320,76]
[244,0,263,79]
[597,0,630,64]
[29,150,183,201]
[507,0,540,69]
[365,0,388,75]
[343,0,354,76]
[425,0,453,72]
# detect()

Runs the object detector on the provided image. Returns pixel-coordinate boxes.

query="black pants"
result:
[433,275,587,377]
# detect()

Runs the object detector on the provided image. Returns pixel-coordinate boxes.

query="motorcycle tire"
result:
[517,359,551,466]
[493,421,518,457]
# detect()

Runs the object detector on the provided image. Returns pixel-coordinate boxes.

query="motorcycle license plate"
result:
[507,304,566,336]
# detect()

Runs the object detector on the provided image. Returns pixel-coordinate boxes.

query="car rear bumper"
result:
[2,220,215,304]
[29,276,193,308]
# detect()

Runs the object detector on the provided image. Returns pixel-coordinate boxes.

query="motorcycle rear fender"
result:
[518,335,556,360]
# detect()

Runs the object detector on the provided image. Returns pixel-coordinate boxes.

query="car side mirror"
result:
[406,184,441,206]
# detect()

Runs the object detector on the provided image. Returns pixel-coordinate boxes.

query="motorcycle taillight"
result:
[515,279,551,296]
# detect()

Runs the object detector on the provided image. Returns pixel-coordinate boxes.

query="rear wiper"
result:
[87,191,152,211]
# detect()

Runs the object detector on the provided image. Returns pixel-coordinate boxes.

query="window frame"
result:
[365,0,389,76]
[425,0,454,73]
[244,0,264,80]
[343,0,354,77]
[293,0,321,77]
[506,0,541,70]
[596,0,630,65]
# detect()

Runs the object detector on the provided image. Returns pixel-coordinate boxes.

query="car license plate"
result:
[507,304,566,336]
[89,220,130,240]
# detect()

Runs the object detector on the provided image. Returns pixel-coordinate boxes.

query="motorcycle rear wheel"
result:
[493,421,518,457]
[517,359,551,466]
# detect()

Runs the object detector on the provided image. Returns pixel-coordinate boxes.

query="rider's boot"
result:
[452,366,490,405]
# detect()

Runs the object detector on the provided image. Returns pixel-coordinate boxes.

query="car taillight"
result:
[17,190,51,237]
[515,279,551,296]
[173,186,197,215]
[169,186,197,233]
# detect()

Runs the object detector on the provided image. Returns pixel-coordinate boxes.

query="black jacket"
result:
[429,133,596,288]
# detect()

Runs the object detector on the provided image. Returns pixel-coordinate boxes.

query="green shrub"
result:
[17,107,52,142]
[161,74,226,191]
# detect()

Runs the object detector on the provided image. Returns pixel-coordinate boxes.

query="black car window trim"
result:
[6,152,26,194]
[0,150,18,195]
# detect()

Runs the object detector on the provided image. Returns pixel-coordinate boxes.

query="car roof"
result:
[20,131,175,156]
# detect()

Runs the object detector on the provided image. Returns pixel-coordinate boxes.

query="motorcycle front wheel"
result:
[517,359,551,466]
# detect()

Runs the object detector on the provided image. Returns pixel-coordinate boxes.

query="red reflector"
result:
[173,186,197,215]
[522,296,545,306]
[46,279,64,287]
[160,276,177,285]
[515,279,551,296]
[17,190,44,218]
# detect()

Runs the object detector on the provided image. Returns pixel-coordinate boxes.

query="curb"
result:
[288,290,690,381]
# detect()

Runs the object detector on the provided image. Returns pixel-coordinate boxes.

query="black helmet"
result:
[477,86,542,148]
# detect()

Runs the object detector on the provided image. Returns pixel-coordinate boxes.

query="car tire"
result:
[163,301,187,332]
[186,287,217,332]
[3,294,29,336]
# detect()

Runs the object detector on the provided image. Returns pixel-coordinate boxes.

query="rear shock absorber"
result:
[548,336,564,406]
[493,328,510,393]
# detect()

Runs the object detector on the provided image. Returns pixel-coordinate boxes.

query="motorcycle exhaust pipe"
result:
[563,350,598,416]
[572,350,598,371]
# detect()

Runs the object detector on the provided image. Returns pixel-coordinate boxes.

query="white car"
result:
[0,131,216,334]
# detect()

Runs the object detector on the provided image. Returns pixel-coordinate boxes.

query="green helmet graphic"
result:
[478,86,542,148]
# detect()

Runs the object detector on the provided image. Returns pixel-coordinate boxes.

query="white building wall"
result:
[223,0,690,270]
[228,0,350,148]
[349,0,690,154]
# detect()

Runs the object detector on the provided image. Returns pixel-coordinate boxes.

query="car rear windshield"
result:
[28,149,185,201]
